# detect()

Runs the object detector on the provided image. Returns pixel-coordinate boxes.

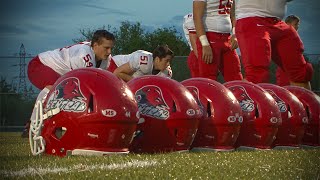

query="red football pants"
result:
[276,67,290,86]
[187,50,200,78]
[27,56,61,90]
[236,17,313,84]
[196,32,243,82]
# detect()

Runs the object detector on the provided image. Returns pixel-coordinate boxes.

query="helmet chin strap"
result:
[29,100,60,156]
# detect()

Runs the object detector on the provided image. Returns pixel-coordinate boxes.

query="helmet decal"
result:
[185,86,204,108]
[102,109,117,117]
[135,85,169,120]
[185,86,205,116]
[227,113,243,123]
[46,77,87,112]
[228,85,254,112]
[265,89,287,112]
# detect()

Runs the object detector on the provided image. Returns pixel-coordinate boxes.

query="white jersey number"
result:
[83,54,93,67]
[218,0,233,15]
[140,56,149,65]
[59,42,94,68]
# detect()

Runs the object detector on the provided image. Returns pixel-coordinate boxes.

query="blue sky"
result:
[0,0,189,56]
[0,0,319,56]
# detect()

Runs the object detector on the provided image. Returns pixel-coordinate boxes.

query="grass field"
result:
[1,132,320,179]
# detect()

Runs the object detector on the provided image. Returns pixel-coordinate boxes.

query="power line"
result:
[0,56,34,59]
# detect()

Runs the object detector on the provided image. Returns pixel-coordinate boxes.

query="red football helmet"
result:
[224,81,281,149]
[127,75,202,153]
[29,68,138,156]
[259,83,308,148]
[181,78,242,151]
[285,86,320,147]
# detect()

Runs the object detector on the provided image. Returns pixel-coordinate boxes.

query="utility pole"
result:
[18,44,27,96]
[0,44,34,96]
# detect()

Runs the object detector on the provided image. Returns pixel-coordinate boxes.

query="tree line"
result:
[73,21,190,55]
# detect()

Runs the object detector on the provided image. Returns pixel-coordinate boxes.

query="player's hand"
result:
[229,34,238,50]
[202,45,213,64]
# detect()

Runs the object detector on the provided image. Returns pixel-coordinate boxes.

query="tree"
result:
[0,77,13,94]
[74,21,189,55]
[145,27,189,56]
[0,77,34,126]
[72,25,111,43]
[113,21,148,54]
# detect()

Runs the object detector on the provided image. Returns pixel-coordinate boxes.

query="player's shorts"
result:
[236,17,312,83]
[196,31,243,81]
[27,56,60,90]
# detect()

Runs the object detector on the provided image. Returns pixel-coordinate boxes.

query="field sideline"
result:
[1,132,319,179]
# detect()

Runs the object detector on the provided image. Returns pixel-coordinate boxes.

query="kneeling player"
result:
[107,45,174,82]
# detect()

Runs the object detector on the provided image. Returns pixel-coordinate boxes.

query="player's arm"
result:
[113,62,135,82]
[183,17,198,57]
[189,32,198,58]
[193,0,213,64]
[229,1,238,50]
[230,0,236,29]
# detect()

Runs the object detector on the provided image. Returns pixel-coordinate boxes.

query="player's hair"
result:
[153,45,174,60]
[285,15,300,24]
[91,30,115,46]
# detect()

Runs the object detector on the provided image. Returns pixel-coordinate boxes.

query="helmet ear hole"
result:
[255,106,260,118]
[55,127,67,140]
[88,94,94,113]
[172,100,177,112]
[287,105,292,118]
[206,101,212,117]
[174,128,178,137]
[305,106,310,119]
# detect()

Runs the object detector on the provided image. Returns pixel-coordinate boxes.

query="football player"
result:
[193,0,243,81]
[107,45,174,82]
[235,0,313,89]
[28,30,114,91]
[23,30,115,137]
[276,15,301,86]
[183,13,199,77]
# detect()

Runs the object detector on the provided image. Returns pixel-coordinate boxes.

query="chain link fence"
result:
[1,55,319,131]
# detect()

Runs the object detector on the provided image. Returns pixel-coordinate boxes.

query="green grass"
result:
[1,132,320,179]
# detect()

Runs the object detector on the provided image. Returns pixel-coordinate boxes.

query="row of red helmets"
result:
[31,68,320,156]
[129,76,319,153]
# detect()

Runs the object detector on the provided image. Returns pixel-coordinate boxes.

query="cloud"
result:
[171,15,184,22]
[0,24,28,37]
[81,3,134,16]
